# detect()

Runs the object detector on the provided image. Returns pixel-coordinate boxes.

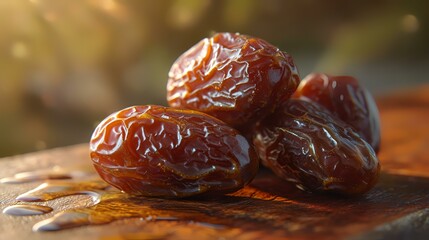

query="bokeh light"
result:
[0,0,428,157]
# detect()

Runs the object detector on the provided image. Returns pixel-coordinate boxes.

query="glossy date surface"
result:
[293,73,381,153]
[167,32,300,129]
[253,99,380,195]
[90,105,259,198]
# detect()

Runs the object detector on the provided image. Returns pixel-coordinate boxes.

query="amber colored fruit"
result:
[167,32,300,129]
[293,73,381,153]
[90,105,259,198]
[252,99,380,195]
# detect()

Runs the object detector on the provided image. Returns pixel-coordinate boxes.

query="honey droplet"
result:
[0,167,94,184]
[0,172,71,184]
[16,180,109,202]
[31,190,232,232]
[33,212,91,231]
[3,204,53,216]
[6,168,329,234]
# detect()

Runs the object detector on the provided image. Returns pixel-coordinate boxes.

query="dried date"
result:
[167,32,300,129]
[293,73,381,153]
[252,99,380,195]
[90,105,259,198]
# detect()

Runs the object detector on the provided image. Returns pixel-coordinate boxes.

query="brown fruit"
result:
[167,32,300,129]
[293,73,381,152]
[90,105,259,198]
[253,99,380,195]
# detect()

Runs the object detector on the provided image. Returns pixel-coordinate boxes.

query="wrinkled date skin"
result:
[167,32,300,129]
[293,73,381,153]
[253,99,380,195]
[90,105,259,198]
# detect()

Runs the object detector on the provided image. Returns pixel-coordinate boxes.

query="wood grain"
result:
[1,85,428,240]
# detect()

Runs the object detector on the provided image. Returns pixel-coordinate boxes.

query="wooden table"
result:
[1,86,428,240]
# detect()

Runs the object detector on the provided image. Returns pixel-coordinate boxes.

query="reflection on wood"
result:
[0,85,428,239]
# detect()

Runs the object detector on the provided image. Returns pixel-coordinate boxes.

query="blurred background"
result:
[0,0,428,157]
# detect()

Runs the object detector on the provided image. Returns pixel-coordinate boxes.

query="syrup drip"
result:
[16,179,323,233]
[16,180,109,203]
[28,190,228,232]
[0,166,93,184]
[2,167,329,234]
[9,175,229,232]
[3,204,53,216]
[3,164,429,239]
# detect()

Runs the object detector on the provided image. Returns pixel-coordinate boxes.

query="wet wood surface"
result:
[1,86,429,240]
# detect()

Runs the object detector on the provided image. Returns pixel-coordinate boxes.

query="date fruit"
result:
[90,105,259,198]
[293,73,381,153]
[167,32,300,129]
[253,99,380,195]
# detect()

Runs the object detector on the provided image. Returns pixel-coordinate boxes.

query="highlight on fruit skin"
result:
[90,105,259,198]
[293,73,381,153]
[252,99,380,196]
[167,32,301,130]
[89,31,382,198]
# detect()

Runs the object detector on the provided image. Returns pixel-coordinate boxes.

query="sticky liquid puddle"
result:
[3,204,53,216]
[1,168,228,232]
[0,166,93,184]
[1,168,329,236]
[16,180,108,203]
